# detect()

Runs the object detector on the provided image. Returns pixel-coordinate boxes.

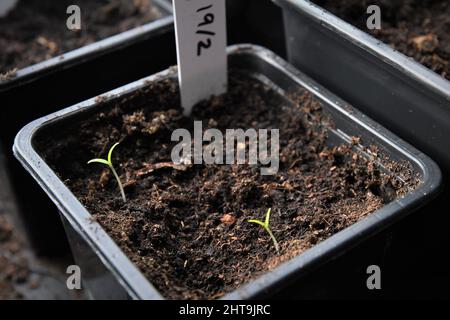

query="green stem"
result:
[266,227,279,254]
[110,165,126,203]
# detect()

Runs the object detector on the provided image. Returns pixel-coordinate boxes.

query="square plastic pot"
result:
[274,0,450,173]
[0,0,172,91]
[13,44,441,299]
[274,0,450,297]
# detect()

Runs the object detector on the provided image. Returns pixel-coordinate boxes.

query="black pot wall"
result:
[276,0,450,298]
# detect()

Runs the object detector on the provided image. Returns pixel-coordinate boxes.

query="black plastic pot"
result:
[274,0,450,172]
[13,45,441,299]
[0,0,173,90]
[274,0,450,297]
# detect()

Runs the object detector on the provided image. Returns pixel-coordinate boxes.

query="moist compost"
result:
[0,0,163,75]
[36,71,418,299]
[313,0,450,81]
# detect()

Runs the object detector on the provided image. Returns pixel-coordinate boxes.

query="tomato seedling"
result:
[248,208,279,254]
[87,142,126,202]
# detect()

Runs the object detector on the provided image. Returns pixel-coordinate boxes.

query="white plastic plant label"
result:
[0,0,18,17]
[172,0,228,116]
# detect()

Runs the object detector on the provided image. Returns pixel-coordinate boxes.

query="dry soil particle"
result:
[0,0,163,75]
[36,71,418,299]
[313,0,450,80]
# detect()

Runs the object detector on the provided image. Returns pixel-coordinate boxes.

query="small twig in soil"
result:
[136,162,189,177]
[247,208,280,254]
[87,142,127,202]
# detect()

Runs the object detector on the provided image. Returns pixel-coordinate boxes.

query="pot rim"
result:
[0,0,173,91]
[273,0,450,101]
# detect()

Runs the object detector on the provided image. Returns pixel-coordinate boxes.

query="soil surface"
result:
[0,0,163,76]
[313,0,450,81]
[0,215,29,299]
[37,71,418,299]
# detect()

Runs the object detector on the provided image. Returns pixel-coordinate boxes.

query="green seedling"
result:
[248,208,280,254]
[87,142,126,203]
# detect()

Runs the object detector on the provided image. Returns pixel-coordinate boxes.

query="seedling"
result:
[87,143,126,203]
[248,208,280,254]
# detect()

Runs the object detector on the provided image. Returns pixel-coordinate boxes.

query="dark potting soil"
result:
[0,0,163,76]
[313,0,450,81]
[0,215,29,299]
[36,71,418,299]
